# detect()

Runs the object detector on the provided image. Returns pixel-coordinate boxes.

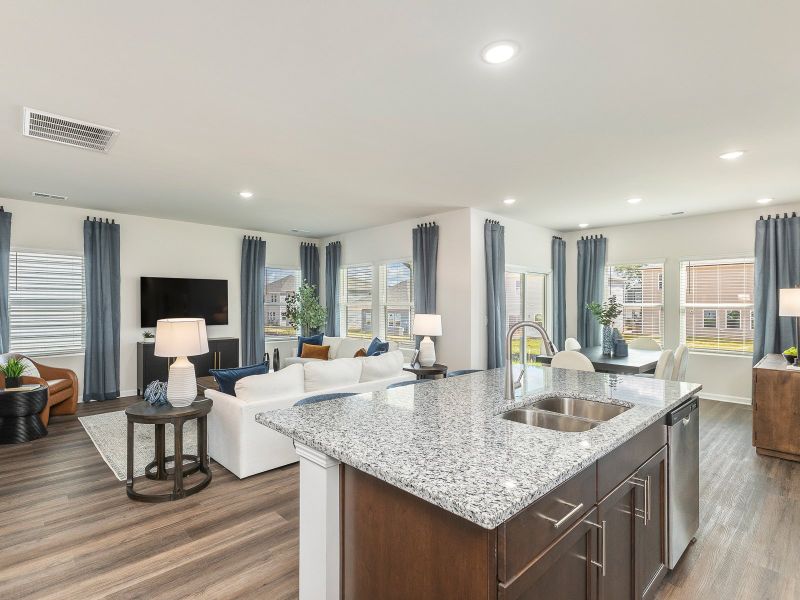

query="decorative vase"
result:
[602,326,613,357]
[5,376,21,389]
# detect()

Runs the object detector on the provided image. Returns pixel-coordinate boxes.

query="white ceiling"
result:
[1,1,799,237]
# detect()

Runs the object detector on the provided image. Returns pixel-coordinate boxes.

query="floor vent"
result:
[32,191,68,201]
[23,108,119,152]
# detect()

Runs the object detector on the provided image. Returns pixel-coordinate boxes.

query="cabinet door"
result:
[498,508,598,600]
[189,351,212,377]
[597,479,637,600]
[635,447,668,600]
[217,339,240,368]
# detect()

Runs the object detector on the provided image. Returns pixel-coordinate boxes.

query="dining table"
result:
[536,345,662,375]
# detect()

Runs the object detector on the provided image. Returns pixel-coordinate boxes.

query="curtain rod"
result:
[326,240,341,246]
[86,216,116,224]
[552,235,563,240]
[759,212,798,220]
[579,234,604,240]
[416,221,437,227]
[300,241,318,247]
[243,235,263,240]
[485,219,500,225]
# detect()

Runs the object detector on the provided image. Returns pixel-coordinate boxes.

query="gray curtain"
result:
[413,222,439,347]
[485,220,506,369]
[325,241,341,336]
[754,213,800,363]
[551,236,566,351]
[576,235,607,347]
[241,236,266,366]
[83,217,121,401]
[0,208,11,354]
[300,242,320,296]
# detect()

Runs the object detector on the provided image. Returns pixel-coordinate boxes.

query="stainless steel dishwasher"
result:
[666,397,700,569]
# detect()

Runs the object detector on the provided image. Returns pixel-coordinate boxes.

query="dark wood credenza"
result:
[753,353,800,462]
[136,337,239,396]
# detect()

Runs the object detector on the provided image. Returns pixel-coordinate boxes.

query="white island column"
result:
[295,442,341,600]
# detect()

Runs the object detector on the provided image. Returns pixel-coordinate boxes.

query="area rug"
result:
[79,410,198,481]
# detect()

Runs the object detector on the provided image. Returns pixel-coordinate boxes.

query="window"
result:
[505,271,548,363]
[680,258,754,353]
[8,250,85,356]
[340,264,374,340]
[379,261,414,348]
[264,267,300,337]
[604,263,664,345]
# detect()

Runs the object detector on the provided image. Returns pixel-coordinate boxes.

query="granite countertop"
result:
[256,367,702,529]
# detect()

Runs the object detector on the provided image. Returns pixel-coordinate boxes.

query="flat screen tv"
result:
[140,277,229,327]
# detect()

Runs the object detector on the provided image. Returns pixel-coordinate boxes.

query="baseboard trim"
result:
[699,392,751,405]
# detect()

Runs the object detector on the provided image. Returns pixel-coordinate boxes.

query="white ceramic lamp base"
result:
[418,336,436,367]
[167,356,197,407]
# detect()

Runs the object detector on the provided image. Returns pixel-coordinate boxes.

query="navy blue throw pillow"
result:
[210,363,268,395]
[366,337,390,356]
[297,333,324,357]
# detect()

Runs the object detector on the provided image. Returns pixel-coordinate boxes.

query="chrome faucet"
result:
[504,321,558,400]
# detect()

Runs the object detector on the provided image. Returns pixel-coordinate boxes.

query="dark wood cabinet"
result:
[137,337,239,395]
[597,478,637,600]
[635,446,668,600]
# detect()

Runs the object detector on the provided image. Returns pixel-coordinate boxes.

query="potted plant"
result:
[0,356,28,389]
[284,282,327,337]
[783,346,797,365]
[142,331,155,343]
[587,296,623,356]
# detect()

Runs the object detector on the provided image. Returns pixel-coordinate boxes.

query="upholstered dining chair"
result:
[653,350,675,380]
[550,351,595,372]
[672,344,689,381]
[629,337,662,351]
[0,354,78,426]
[564,337,582,351]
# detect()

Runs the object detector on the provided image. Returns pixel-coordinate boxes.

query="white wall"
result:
[564,203,800,403]
[1,196,312,397]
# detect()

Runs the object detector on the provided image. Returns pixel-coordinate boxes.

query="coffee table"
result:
[0,384,49,444]
[125,398,212,502]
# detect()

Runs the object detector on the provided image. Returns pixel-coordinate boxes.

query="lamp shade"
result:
[413,314,442,337]
[780,289,800,317]
[154,318,209,357]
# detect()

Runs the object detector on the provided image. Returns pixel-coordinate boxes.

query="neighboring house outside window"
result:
[703,310,717,329]
[604,263,664,346]
[264,267,300,337]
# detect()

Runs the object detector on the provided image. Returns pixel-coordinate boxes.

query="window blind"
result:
[264,267,300,337]
[341,264,374,340]
[680,258,754,354]
[8,250,85,356]
[379,261,414,348]
[605,263,664,345]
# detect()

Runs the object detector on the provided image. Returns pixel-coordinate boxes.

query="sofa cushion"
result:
[359,350,404,382]
[323,336,343,359]
[336,337,368,360]
[211,363,268,395]
[304,358,362,393]
[234,363,305,402]
[301,344,330,360]
[367,337,390,356]
[0,353,40,378]
[297,333,324,357]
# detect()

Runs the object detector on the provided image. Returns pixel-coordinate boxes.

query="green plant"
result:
[586,296,623,326]
[284,282,327,333]
[143,331,155,339]
[0,356,28,379]
[784,346,798,357]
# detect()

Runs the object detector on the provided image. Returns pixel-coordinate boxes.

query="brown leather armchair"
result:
[0,356,78,426]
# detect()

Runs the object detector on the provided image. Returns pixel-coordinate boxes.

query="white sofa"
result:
[283,335,415,366]
[204,350,415,478]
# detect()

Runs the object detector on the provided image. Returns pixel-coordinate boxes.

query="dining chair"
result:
[652,350,675,380]
[564,338,581,351]
[629,337,662,351]
[672,344,689,381]
[550,351,595,372]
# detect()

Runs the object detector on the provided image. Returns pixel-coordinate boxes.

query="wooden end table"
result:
[125,398,212,502]
[0,384,49,444]
[403,364,448,380]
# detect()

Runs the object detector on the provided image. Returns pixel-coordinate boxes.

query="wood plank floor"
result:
[1,398,797,599]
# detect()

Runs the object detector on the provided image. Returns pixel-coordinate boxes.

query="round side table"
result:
[0,385,49,444]
[125,398,212,502]
[403,363,448,380]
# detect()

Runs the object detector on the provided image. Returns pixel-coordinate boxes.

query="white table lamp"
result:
[154,318,209,406]
[780,288,800,364]
[413,314,442,367]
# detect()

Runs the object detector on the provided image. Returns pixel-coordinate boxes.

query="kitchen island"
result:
[257,366,702,600]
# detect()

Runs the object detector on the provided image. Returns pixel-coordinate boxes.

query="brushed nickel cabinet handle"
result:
[587,520,606,576]
[631,476,647,524]
[645,474,652,524]
[542,500,585,529]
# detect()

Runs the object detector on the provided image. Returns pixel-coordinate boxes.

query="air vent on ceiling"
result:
[23,107,119,152]
[32,191,68,201]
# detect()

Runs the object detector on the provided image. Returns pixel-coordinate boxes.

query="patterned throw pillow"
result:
[366,337,390,356]
[353,348,368,358]
[300,344,330,360]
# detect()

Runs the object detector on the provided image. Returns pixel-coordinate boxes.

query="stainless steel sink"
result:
[531,396,630,422]
[500,408,599,432]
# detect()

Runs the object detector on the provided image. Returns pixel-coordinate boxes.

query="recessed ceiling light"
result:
[627,197,642,204]
[578,223,589,228]
[503,198,516,205]
[239,191,253,199]
[719,150,745,161]
[757,197,773,205]
[481,41,520,64]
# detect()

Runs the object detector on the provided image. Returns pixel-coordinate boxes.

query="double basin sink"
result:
[501,396,630,432]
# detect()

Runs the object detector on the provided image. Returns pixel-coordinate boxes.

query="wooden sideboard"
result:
[752,353,800,462]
